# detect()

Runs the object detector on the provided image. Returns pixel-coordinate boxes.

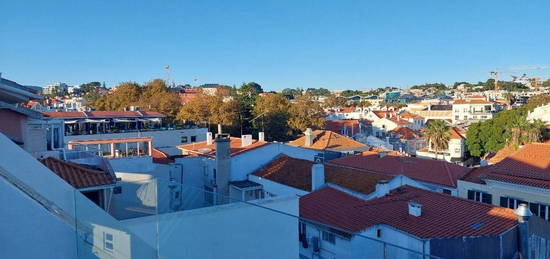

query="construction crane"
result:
[164,65,172,88]
[491,66,550,91]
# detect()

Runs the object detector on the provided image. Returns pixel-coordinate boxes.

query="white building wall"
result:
[0,177,77,259]
[357,225,428,258]
[64,128,208,148]
[122,196,299,259]
[248,175,309,197]
[0,133,156,259]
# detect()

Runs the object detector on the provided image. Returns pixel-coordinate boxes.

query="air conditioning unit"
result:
[311,236,320,253]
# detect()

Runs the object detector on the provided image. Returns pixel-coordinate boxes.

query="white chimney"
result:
[258,132,265,142]
[206,132,213,145]
[375,179,390,197]
[408,201,422,217]
[311,163,325,191]
[241,134,253,147]
[304,128,314,147]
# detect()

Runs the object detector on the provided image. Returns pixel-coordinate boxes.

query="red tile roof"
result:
[399,112,423,119]
[300,185,518,238]
[177,137,270,157]
[372,110,394,119]
[388,127,421,140]
[340,107,357,113]
[252,155,390,194]
[462,143,550,189]
[453,99,493,105]
[327,152,469,188]
[449,127,466,139]
[151,148,173,164]
[42,111,166,119]
[288,130,368,151]
[43,111,87,118]
[39,157,115,189]
[388,117,411,125]
[325,120,361,137]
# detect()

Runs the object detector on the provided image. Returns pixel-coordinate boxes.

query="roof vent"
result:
[515,203,533,223]
[377,152,388,158]
[408,201,422,217]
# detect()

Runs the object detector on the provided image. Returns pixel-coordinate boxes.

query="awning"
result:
[138,118,161,123]
[65,120,80,124]
[113,118,136,123]
[84,119,109,123]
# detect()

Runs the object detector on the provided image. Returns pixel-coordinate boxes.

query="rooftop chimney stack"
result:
[258,132,265,142]
[215,134,231,199]
[311,163,325,191]
[206,132,213,145]
[217,124,222,135]
[304,128,314,147]
[375,179,390,197]
[408,201,422,217]
[241,134,253,147]
[515,203,532,258]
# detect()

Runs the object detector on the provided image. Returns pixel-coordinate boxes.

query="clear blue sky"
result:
[1,0,549,91]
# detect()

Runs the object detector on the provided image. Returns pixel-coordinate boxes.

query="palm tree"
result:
[503,92,514,109]
[507,117,544,149]
[425,120,451,160]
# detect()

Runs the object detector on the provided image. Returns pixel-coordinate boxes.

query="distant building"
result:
[300,185,548,259]
[416,127,467,164]
[459,143,550,222]
[452,99,495,123]
[288,128,370,156]
[43,82,69,95]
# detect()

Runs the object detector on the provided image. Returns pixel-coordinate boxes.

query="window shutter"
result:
[467,190,474,200]
[500,197,507,207]
[482,193,492,204]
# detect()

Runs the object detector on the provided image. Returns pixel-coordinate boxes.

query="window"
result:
[500,197,525,209]
[321,230,335,244]
[530,203,550,221]
[468,190,492,204]
[442,189,452,195]
[103,232,114,253]
[455,115,459,120]
[376,229,382,238]
[181,136,188,143]
[191,136,197,142]
[481,116,487,119]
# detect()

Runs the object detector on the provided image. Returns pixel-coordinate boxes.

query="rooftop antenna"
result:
[164,65,172,88]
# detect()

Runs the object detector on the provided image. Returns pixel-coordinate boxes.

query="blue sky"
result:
[1,0,549,91]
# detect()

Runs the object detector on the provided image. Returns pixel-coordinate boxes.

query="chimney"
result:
[206,132,213,145]
[217,124,222,135]
[515,203,532,258]
[375,179,390,197]
[258,132,265,142]
[311,163,325,191]
[408,201,422,217]
[241,134,253,147]
[215,134,231,199]
[304,128,315,147]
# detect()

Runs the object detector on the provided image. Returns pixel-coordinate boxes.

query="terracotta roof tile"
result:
[388,127,422,140]
[152,148,173,164]
[327,152,470,188]
[42,111,87,118]
[462,143,550,189]
[288,130,368,151]
[177,137,270,157]
[252,155,390,194]
[300,185,518,238]
[325,120,361,137]
[399,112,423,119]
[39,157,115,189]
[43,111,166,118]
[453,99,493,105]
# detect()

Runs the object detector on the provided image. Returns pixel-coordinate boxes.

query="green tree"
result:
[323,94,347,108]
[527,94,550,107]
[424,120,450,160]
[240,82,263,96]
[92,82,141,110]
[252,94,292,141]
[288,94,325,133]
